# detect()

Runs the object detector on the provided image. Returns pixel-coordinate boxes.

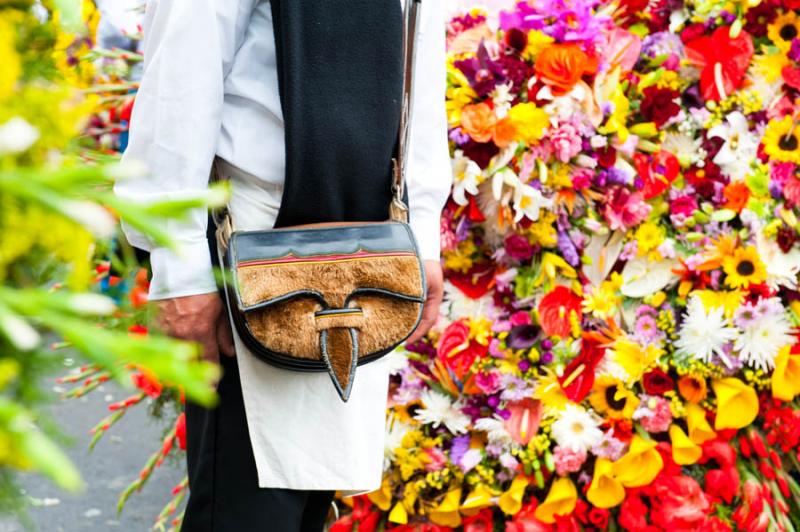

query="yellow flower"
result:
[610,339,662,384]
[612,435,663,488]
[768,11,800,52]
[712,378,759,430]
[771,345,800,401]
[427,488,462,527]
[367,477,393,511]
[582,282,620,319]
[587,458,625,509]
[534,369,569,411]
[522,30,555,61]
[722,246,767,289]
[534,477,577,524]
[679,374,709,404]
[389,502,408,524]
[669,425,702,465]
[686,403,716,445]
[508,103,550,145]
[534,252,577,287]
[461,484,495,512]
[499,476,529,515]
[753,50,791,83]
[635,222,665,256]
[589,376,639,420]
[527,211,558,248]
[763,116,800,164]
[690,289,743,319]
[0,18,20,102]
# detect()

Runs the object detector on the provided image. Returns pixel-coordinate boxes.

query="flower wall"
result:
[335,0,800,530]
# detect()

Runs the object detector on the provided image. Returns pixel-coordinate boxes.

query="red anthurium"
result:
[559,333,607,402]
[635,151,680,199]
[782,65,800,91]
[467,195,486,222]
[505,398,543,445]
[448,263,495,299]
[538,286,582,338]
[685,27,754,102]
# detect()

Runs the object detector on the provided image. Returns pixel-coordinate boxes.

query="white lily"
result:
[707,111,758,181]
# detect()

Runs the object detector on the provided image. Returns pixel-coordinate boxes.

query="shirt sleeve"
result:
[115,0,253,300]
[406,0,453,262]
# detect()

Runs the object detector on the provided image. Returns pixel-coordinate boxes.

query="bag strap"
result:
[389,0,422,223]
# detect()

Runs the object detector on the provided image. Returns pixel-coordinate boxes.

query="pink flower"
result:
[771,162,796,185]
[509,311,532,327]
[602,186,652,230]
[572,168,593,190]
[553,445,588,476]
[424,447,448,472]
[549,122,583,162]
[475,370,501,394]
[784,177,800,207]
[670,195,698,218]
[634,395,673,433]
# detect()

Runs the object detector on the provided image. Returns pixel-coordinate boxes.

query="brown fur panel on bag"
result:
[236,255,423,309]
[325,328,356,391]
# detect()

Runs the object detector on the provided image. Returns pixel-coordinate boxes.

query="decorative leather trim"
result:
[320,328,359,401]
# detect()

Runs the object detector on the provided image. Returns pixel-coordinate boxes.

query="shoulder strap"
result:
[389,0,421,223]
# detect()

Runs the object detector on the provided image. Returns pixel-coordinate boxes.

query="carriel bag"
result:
[213,0,426,402]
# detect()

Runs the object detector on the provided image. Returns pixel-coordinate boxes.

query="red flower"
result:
[634,151,680,199]
[131,369,162,398]
[448,263,495,299]
[685,27,754,102]
[704,466,740,504]
[642,368,674,395]
[175,413,187,450]
[463,509,493,532]
[437,320,486,379]
[559,333,607,402]
[587,508,609,530]
[649,475,711,530]
[505,501,553,532]
[538,286,582,339]
[639,87,681,127]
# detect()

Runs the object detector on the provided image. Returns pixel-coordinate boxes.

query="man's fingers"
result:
[217,316,236,358]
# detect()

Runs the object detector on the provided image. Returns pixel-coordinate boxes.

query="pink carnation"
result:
[602,186,652,230]
[554,445,588,476]
[635,396,673,433]
[549,123,583,162]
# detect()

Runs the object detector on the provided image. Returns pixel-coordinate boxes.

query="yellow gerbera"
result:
[722,246,767,288]
[768,11,800,52]
[634,222,665,256]
[763,116,800,164]
[589,376,640,420]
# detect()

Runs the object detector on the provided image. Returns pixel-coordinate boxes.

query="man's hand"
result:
[155,292,236,365]
[407,260,444,344]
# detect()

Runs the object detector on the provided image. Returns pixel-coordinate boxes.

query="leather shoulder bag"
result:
[214,0,426,402]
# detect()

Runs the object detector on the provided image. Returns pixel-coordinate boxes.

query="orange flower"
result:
[535,44,594,96]
[460,102,496,143]
[678,374,708,404]
[723,181,750,212]
[492,116,517,148]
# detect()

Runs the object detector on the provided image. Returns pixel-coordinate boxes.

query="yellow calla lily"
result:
[498,475,528,515]
[427,488,462,528]
[772,346,800,402]
[461,483,495,513]
[388,502,408,525]
[712,377,759,430]
[586,458,625,508]
[612,435,663,488]
[686,403,716,445]
[669,424,702,465]
[533,477,577,524]
[367,477,392,511]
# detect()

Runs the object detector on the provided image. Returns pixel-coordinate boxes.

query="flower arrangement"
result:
[333,0,800,530]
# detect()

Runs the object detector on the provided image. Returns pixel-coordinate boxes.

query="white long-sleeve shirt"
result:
[115,0,453,492]
[117,0,452,301]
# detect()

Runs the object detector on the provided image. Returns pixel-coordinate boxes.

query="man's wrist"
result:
[148,242,217,301]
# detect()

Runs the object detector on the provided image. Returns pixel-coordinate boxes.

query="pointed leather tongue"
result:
[320,328,359,401]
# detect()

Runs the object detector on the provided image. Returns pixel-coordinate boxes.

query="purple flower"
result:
[507,325,539,350]
[505,233,534,261]
[449,435,470,465]
[557,231,580,267]
[454,44,509,98]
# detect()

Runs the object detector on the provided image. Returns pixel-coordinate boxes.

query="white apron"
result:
[221,157,390,493]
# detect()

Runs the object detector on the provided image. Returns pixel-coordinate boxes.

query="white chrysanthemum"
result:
[383,415,413,470]
[550,405,603,452]
[442,281,495,321]
[661,131,705,167]
[675,296,738,367]
[756,232,800,290]
[383,349,410,376]
[735,313,794,372]
[707,111,759,181]
[414,390,471,435]
[474,417,514,448]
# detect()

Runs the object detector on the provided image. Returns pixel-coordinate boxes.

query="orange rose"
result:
[535,44,593,96]
[723,181,750,212]
[460,102,496,143]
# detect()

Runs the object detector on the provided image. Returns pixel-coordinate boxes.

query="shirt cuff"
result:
[148,242,218,301]
[409,214,442,262]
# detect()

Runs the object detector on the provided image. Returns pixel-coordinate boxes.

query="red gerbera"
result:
[684,26,754,102]
[538,285,582,338]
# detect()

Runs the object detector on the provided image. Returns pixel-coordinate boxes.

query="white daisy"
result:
[734,310,795,372]
[675,296,738,367]
[707,111,759,181]
[550,405,603,452]
[414,390,471,435]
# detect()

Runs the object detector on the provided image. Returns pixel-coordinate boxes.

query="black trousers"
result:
[182,351,334,531]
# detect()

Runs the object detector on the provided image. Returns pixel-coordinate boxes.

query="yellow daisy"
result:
[768,11,800,52]
[722,246,767,288]
[763,116,800,164]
